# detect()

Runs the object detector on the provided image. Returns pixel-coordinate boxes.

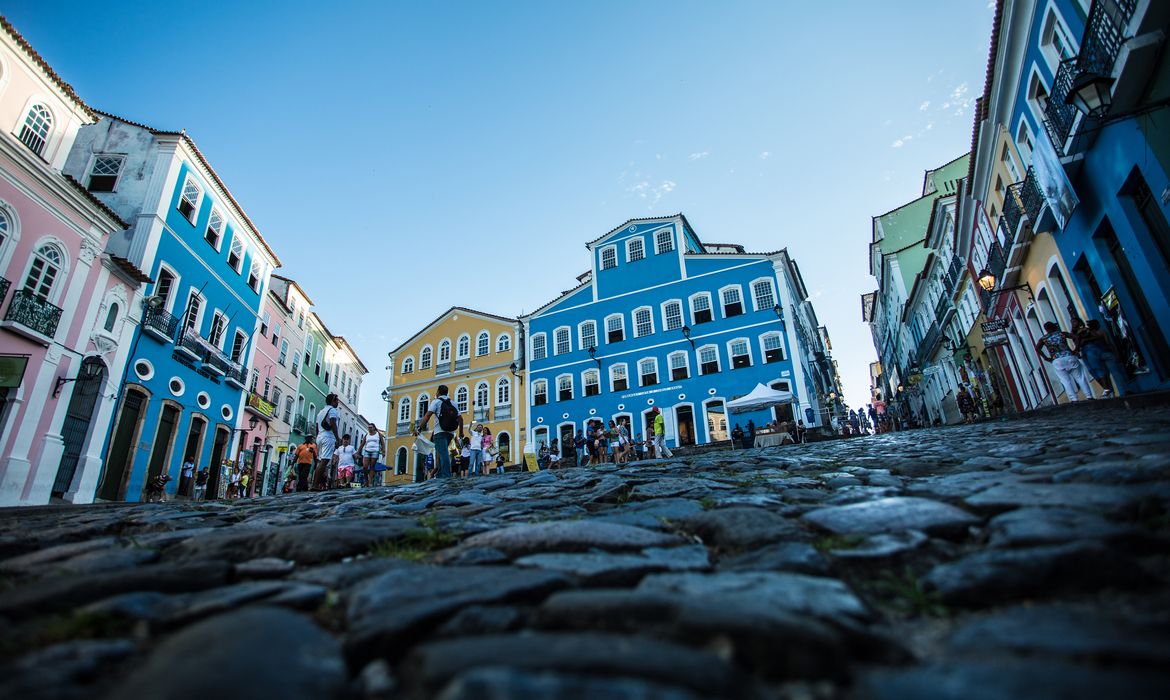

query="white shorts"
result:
[316,437,337,460]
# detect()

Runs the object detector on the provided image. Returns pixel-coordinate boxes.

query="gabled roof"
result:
[333,336,369,374]
[585,213,700,249]
[390,307,517,355]
[968,0,1006,194]
[93,109,282,268]
[61,174,128,228]
[270,273,315,306]
[521,280,592,322]
[0,16,93,119]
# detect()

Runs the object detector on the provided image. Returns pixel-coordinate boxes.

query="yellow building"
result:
[383,307,523,481]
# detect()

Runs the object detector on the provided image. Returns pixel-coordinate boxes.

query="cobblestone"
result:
[0,400,1168,698]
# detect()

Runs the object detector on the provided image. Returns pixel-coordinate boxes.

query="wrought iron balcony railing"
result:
[435,361,451,376]
[396,421,412,436]
[474,407,490,422]
[934,293,951,326]
[455,358,470,372]
[293,415,309,434]
[3,289,63,341]
[1020,167,1046,228]
[945,255,964,292]
[494,405,512,421]
[223,363,246,389]
[0,276,10,306]
[142,306,179,342]
[916,322,942,367]
[1001,183,1026,245]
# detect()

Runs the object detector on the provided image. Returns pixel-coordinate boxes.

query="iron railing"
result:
[980,240,1009,311]
[435,361,451,376]
[455,358,470,371]
[916,322,941,367]
[4,289,63,339]
[1001,183,1026,243]
[474,407,490,422]
[143,306,179,341]
[1020,167,1046,228]
[0,276,10,306]
[293,415,309,434]
[945,255,964,292]
[396,421,412,436]
[495,405,512,421]
[934,293,951,326]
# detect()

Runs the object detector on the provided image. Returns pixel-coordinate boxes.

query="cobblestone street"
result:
[2,400,1169,699]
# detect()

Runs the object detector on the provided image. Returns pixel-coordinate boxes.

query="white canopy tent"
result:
[726,383,795,413]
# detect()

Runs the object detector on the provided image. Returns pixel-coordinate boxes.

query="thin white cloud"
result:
[891,134,913,148]
[951,82,969,100]
[759,151,771,160]
[688,151,710,161]
[919,101,930,111]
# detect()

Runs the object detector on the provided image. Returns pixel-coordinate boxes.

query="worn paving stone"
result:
[718,542,830,575]
[434,667,704,700]
[985,507,1145,548]
[963,482,1146,514]
[638,571,871,623]
[514,544,711,584]
[170,519,418,564]
[802,497,979,537]
[674,507,802,550]
[451,520,685,558]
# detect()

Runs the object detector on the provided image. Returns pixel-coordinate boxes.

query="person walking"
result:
[481,426,496,475]
[314,393,342,490]
[617,417,632,464]
[194,467,209,501]
[179,457,195,498]
[415,384,464,479]
[468,425,485,477]
[458,437,472,477]
[361,424,384,487]
[294,437,316,492]
[337,434,357,487]
[956,385,978,424]
[238,469,249,499]
[1036,321,1094,401]
[1075,318,1125,398]
[574,429,587,467]
[652,407,673,459]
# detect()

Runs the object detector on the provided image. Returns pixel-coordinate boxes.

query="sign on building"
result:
[981,319,1010,347]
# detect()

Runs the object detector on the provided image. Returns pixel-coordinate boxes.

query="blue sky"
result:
[8,0,994,423]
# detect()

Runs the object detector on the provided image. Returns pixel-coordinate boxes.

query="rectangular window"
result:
[606,316,624,343]
[208,312,227,346]
[260,311,270,337]
[183,292,202,333]
[534,382,548,406]
[627,238,644,262]
[205,209,223,249]
[557,377,573,402]
[730,339,750,368]
[722,287,744,317]
[228,236,244,271]
[639,359,658,386]
[752,280,775,311]
[692,294,713,324]
[699,346,720,375]
[584,372,600,396]
[580,322,597,351]
[179,177,201,223]
[611,364,628,392]
[601,246,617,270]
[655,229,674,255]
[634,308,653,337]
[248,262,261,292]
[87,155,124,192]
[763,333,784,363]
[532,334,547,360]
[555,329,571,355]
[271,322,281,345]
[663,301,683,331]
[669,353,689,381]
[279,339,289,365]
[231,331,247,362]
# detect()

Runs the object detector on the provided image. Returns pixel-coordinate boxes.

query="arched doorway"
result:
[99,386,149,501]
[145,402,181,493]
[703,399,728,442]
[395,446,407,474]
[497,432,510,464]
[675,404,696,447]
[206,425,231,499]
[558,422,575,461]
[179,414,207,498]
[52,357,107,497]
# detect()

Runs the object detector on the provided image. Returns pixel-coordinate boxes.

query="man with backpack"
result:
[314,393,341,490]
[415,384,464,479]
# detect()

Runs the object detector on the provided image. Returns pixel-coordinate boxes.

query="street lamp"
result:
[587,345,602,370]
[772,304,786,330]
[53,359,103,398]
[978,268,1034,299]
[681,325,695,350]
[509,361,524,384]
[1066,71,1114,119]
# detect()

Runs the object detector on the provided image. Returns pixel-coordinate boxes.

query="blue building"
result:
[63,113,280,501]
[522,214,832,456]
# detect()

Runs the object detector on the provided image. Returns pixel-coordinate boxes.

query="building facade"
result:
[0,20,143,505]
[328,335,369,458]
[522,214,828,458]
[385,307,522,481]
[61,113,280,502]
[294,313,331,449]
[260,274,309,493]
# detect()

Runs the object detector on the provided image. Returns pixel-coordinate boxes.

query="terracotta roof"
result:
[61,173,128,229]
[585,213,701,248]
[685,249,782,257]
[967,0,1005,194]
[108,255,154,284]
[389,306,518,355]
[92,109,282,268]
[0,16,93,119]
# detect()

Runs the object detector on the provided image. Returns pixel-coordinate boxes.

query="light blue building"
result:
[521,214,832,457]
[63,113,280,501]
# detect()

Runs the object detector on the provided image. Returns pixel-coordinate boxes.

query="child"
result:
[459,437,472,478]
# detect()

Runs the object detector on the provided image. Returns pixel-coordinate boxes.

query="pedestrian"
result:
[746,419,756,445]
[194,467,209,500]
[606,420,621,464]
[1035,321,1094,401]
[337,434,357,486]
[652,407,673,459]
[282,468,296,494]
[459,436,472,477]
[957,385,978,423]
[294,437,316,492]
[227,468,240,500]
[634,433,646,460]
[849,410,861,435]
[574,429,587,467]
[361,424,384,486]
[548,439,562,469]
[414,384,464,479]
[1076,318,1125,398]
[731,424,745,449]
[424,453,436,480]
[145,473,172,502]
[617,417,632,464]
[467,425,484,477]
[537,441,550,469]
[481,427,496,475]
[178,456,195,498]
[796,420,807,443]
[239,469,249,498]
[314,393,342,489]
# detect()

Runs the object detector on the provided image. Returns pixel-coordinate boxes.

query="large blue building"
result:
[63,113,280,501]
[522,214,833,456]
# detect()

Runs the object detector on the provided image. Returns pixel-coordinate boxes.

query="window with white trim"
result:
[633,307,653,338]
[578,320,597,351]
[729,338,751,368]
[497,333,511,352]
[655,229,674,254]
[626,237,645,262]
[583,369,600,396]
[638,358,658,386]
[532,333,547,360]
[315,346,323,375]
[610,363,629,391]
[248,261,262,292]
[557,374,573,401]
[23,244,62,299]
[668,351,689,381]
[555,327,571,355]
[722,286,744,317]
[455,386,469,412]
[533,379,548,406]
[18,104,52,156]
[398,397,411,423]
[178,176,201,223]
[87,155,124,192]
[606,314,624,343]
[438,339,451,362]
[1040,8,1076,71]
[402,356,415,374]
[417,393,430,417]
[691,293,713,324]
[761,331,785,363]
[475,381,490,409]
[1027,70,1050,124]
[457,334,470,359]
[279,339,289,365]
[600,245,617,270]
[260,311,270,336]
[205,209,223,249]
[208,311,227,347]
[1016,119,1034,161]
[662,300,683,331]
[698,345,720,375]
[420,346,432,369]
[230,329,247,363]
[496,376,511,405]
[476,331,490,356]
[228,236,244,272]
[183,291,203,333]
[751,279,775,311]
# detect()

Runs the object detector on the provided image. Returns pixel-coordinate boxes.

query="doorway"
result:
[704,400,728,442]
[396,446,407,474]
[206,425,231,498]
[145,403,180,496]
[52,357,107,497]
[770,382,794,424]
[99,387,148,501]
[497,432,510,463]
[675,405,696,447]
[558,423,575,460]
[179,415,206,498]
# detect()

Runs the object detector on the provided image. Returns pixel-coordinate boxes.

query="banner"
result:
[1032,129,1079,230]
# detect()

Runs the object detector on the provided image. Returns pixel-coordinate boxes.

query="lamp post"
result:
[977,268,1035,300]
[586,346,602,370]
[53,359,103,398]
[680,326,695,351]
[509,361,524,384]
[772,304,786,330]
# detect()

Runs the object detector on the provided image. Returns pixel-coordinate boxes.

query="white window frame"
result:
[1025,66,1050,130]
[497,333,512,352]
[750,277,776,312]
[720,284,745,317]
[632,306,654,338]
[228,235,245,273]
[474,380,490,409]
[605,313,625,344]
[17,103,53,157]
[554,326,572,355]
[1039,4,1077,72]
[86,154,125,192]
[456,333,471,360]
[419,345,433,369]
[609,362,629,392]
[532,378,549,406]
[600,245,618,270]
[661,299,683,332]
[759,331,785,363]
[578,320,597,351]
[655,228,674,255]
[438,338,451,363]
[496,376,511,405]
[531,332,548,360]
[1015,117,1035,162]
[697,344,721,375]
[556,373,574,402]
[398,397,411,423]
[208,310,228,348]
[582,368,601,396]
[178,175,202,224]
[455,385,469,413]
[476,330,490,356]
[401,355,415,374]
[728,337,752,369]
[668,350,690,381]
[689,292,714,325]
[248,260,262,292]
[230,330,247,363]
[638,357,659,386]
[626,236,645,262]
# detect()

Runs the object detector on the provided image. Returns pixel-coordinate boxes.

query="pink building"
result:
[0,18,147,505]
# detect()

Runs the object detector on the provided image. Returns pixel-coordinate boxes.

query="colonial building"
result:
[260,274,310,491]
[385,307,522,481]
[522,214,828,458]
[0,19,144,505]
[61,112,280,501]
[327,335,368,448]
[295,312,331,448]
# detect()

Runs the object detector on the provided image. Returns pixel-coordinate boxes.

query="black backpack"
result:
[437,398,460,432]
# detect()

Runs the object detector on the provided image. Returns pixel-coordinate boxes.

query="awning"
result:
[726,383,795,413]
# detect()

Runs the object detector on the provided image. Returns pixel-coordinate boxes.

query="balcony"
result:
[495,405,512,421]
[142,306,179,343]
[934,293,952,326]
[979,240,1009,311]
[1001,182,1027,247]
[246,392,276,419]
[435,361,451,376]
[474,407,490,422]
[915,322,942,367]
[176,329,204,361]
[944,255,963,293]
[396,421,412,436]
[455,358,470,372]
[293,415,310,434]
[1,289,63,345]
[1020,168,1046,230]
[0,276,9,306]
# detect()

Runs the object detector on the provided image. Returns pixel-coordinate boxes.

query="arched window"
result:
[0,210,12,255]
[583,369,600,396]
[605,314,625,343]
[283,397,293,423]
[420,346,432,369]
[760,332,785,363]
[455,386,469,412]
[438,339,451,362]
[690,292,713,324]
[476,381,490,409]
[610,363,628,391]
[19,104,52,156]
[497,333,511,352]
[417,393,430,417]
[248,260,261,292]
[662,300,683,331]
[402,356,415,374]
[24,243,63,299]
[668,351,689,380]
[721,286,744,317]
[398,397,411,423]
[533,379,548,406]
[457,334,470,359]
[626,237,645,262]
[496,376,511,405]
[557,374,573,401]
[103,303,120,332]
[638,358,658,386]
[554,327,571,355]
[477,331,490,356]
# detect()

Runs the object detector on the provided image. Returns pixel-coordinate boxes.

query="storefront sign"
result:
[524,453,540,472]
[981,319,1010,347]
[0,355,29,388]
